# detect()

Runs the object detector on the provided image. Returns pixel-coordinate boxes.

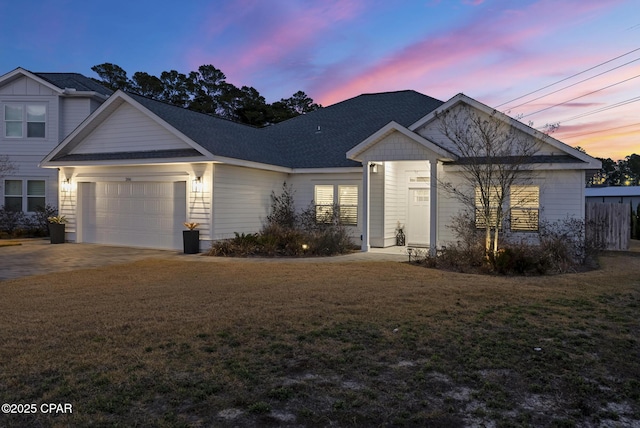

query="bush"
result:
[413,213,601,275]
[0,204,58,238]
[208,183,355,257]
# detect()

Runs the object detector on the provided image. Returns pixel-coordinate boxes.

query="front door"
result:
[407,188,429,246]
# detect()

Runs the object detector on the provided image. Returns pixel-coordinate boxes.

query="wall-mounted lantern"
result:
[192,176,203,193]
[61,178,71,193]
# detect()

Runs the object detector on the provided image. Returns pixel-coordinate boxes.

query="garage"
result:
[79,181,186,250]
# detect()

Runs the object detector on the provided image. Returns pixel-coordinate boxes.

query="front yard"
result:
[0,250,639,427]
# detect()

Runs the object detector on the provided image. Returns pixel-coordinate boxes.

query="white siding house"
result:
[35,86,599,252]
[0,68,110,217]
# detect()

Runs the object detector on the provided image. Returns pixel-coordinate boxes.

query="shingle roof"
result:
[127,90,444,169]
[34,72,112,96]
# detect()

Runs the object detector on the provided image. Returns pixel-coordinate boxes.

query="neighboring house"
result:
[585,186,640,209]
[36,85,600,251]
[0,68,111,215]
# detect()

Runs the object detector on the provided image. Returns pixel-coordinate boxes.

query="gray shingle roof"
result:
[34,72,112,96]
[127,90,444,169]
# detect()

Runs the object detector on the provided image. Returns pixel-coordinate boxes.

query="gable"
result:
[69,102,193,154]
[411,95,599,169]
[359,129,442,162]
[0,75,58,96]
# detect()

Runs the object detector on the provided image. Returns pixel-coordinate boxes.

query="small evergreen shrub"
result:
[208,183,355,257]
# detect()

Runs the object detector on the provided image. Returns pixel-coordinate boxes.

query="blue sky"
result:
[1,0,638,159]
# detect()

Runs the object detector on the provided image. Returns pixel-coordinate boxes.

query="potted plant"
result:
[47,215,67,244]
[183,222,200,254]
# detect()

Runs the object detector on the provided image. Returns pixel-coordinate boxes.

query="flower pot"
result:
[49,223,66,244]
[183,230,200,254]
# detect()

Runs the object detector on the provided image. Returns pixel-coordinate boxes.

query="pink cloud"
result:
[186,0,364,87]
[312,0,625,105]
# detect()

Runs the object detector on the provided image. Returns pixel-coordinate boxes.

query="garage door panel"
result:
[81,181,186,250]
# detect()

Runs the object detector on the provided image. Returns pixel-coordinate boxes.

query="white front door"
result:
[407,188,429,246]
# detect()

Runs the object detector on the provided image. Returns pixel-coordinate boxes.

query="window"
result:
[475,186,501,229]
[3,180,46,212]
[338,185,358,225]
[315,185,334,223]
[4,104,46,138]
[510,185,539,231]
[314,184,358,226]
[4,180,22,211]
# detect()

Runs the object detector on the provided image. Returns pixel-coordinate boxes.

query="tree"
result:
[589,154,639,186]
[130,72,164,98]
[90,63,321,126]
[0,154,16,179]
[91,63,130,91]
[159,70,190,108]
[436,105,541,256]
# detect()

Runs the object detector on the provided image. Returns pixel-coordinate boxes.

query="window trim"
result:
[314,184,359,226]
[3,103,47,139]
[3,179,47,212]
[509,185,540,232]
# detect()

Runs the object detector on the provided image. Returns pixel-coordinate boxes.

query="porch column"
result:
[429,159,438,256]
[361,161,370,251]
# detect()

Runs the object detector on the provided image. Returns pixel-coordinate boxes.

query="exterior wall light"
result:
[192,177,203,193]
[61,179,71,193]
[369,163,378,173]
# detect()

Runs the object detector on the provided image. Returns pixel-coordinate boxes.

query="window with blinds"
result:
[315,185,334,223]
[510,185,539,231]
[338,185,358,226]
[314,184,358,226]
[475,186,501,229]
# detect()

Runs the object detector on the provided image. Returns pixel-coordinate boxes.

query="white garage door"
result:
[81,181,186,250]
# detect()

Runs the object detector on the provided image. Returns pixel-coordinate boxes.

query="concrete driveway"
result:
[0,239,181,281]
[0,239,408,281]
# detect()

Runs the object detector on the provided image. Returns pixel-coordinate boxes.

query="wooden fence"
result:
[585,203,630,251]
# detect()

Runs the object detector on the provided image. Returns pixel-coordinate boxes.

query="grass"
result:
[0,251,639,427]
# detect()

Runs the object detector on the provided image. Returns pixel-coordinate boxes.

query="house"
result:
[0,68,600,251]
[586,186,640,210]
[0,68,111,215]
[4,67,601,252]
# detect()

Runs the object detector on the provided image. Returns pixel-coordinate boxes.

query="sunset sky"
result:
[1,0,638,160]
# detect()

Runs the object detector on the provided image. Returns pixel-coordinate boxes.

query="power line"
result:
[556,96,640,123]
[496,46,640,108]
[521,73,640,118]
[560,122,640,139]
[504,56,640,111]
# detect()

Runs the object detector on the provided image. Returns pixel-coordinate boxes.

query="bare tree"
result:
[436,104,541,256]
[0,154,15,179]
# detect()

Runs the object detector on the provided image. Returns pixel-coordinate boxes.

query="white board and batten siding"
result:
[212,164,288,240]
[70,103,191,154]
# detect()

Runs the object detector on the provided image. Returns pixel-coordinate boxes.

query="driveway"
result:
[0,239,408,281]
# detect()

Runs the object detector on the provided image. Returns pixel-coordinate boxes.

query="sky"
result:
[1,0,638,161]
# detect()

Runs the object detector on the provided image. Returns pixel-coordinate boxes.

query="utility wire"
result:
[496,46,640,108]
[505,57,640,111]
[556,96,640,123]
[521,73,640,118]
[560,122,640,139]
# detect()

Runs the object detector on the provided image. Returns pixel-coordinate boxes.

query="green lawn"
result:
[0,251,638,427]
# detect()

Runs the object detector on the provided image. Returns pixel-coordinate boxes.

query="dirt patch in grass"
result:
[0,253,639,427]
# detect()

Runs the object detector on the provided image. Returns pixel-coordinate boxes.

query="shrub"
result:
[0,206,25,236]
[414,213,601,275]
[208,184,355,257]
